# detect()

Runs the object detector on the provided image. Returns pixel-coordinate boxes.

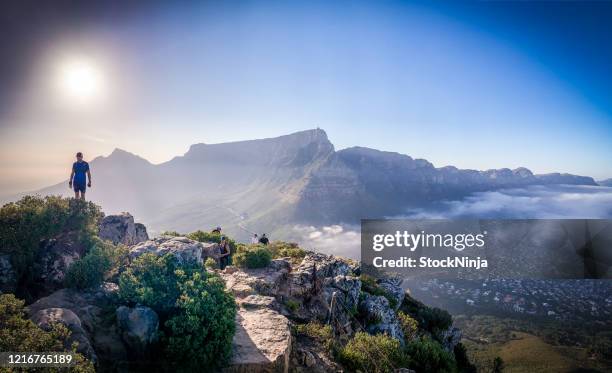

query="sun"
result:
[57,58,105,103]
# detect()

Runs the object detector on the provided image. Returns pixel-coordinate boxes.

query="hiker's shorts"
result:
[73,182,86,193]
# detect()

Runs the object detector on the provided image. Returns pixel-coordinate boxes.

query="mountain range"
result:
[29,129,598,240]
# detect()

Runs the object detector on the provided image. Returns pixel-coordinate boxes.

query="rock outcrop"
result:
[116,305,159,356]
[359,293,404,341]
[34,233,89,296]
[99,212,148,246]
[128,236,203,265]
[27,284,128,370]
[221,261,293,373]
[32,307,97,362]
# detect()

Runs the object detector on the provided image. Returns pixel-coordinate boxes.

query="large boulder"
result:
[31,307,97,363]
[359,293,404,342]
[35,233,88,296]
[440,326,462,352]
[28,285,128,368]
[322,275,361,337]
[290,253,354,298]
[221,259,291,298]
[128,236,203,265]
[226,307,292,373]
[377,277,405,310]
[0,254,17,293]
[99,213,148,246]
[222,259,292,373]
[116,305,159,356]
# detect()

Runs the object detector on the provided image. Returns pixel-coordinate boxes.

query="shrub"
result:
[187,230,237,254]
[164,271,236,371]
[204,257,217,270]
[294,322,333,350]
[118,254,189,315]
[65,238,127,289]
[398,311,419,341]
[118,254,236,371]
[405,337,456,373]
[0,294,94,372]
[400,295,453,335]
[338,332,409,373]
[418,306,453,334]
[233,246,272,269]
[160,231,181,237]
[454,343,477,373]
[285,299,300,312]
[0,196,102,281]
[267,241,307,261]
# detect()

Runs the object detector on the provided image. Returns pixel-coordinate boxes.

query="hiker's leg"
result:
[80,192,86,200]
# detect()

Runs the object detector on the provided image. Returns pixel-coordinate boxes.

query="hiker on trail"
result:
[212,226,222,234]
[251,234,259,244]
[258,233,269,245]
[69,152,91,200]
[218,236,231,270]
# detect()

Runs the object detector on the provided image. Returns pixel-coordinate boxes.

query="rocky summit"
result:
[1,210,465,372]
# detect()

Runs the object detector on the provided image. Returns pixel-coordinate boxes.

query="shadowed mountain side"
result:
[27,128,597,234]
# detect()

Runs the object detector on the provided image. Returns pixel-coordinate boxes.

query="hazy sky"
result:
[1,0,611,196]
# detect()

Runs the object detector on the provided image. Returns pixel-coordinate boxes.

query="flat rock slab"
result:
[226,307,291,373]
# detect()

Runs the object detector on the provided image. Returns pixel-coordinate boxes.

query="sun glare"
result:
[57,59,105,103]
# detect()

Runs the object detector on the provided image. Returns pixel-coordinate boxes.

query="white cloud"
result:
[405,185,612,219]
[292,224,361,259]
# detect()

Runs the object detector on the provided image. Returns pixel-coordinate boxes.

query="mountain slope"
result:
[28,129,597,238]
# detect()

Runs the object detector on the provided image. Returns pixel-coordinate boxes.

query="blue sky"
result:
[1,0,611,194]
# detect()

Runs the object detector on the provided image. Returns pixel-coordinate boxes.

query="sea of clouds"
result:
[293,185,612,257]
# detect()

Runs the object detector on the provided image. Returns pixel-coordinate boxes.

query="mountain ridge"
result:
[24,128,598,238]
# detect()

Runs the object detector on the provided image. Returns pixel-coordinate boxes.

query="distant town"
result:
[410,279,612,326]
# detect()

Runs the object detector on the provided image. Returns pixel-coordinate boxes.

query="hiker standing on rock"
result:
[69,152,91,200]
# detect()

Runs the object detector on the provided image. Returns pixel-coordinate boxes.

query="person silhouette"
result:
[69,152,91,200]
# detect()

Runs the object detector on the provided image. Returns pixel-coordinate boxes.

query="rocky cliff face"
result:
[297,146,598,224]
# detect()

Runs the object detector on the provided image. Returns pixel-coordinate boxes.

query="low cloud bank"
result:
[292,224,361,259]
[405,185,612,219]
[292,185,612,258]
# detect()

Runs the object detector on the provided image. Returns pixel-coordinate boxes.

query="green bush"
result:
[0,196,102,281]
[454,343,477,373]
[285,299,300,312]
[400,295,453,335]
[65,238,126,289]
[418,306,453,334]
[160,231,181,237]
[294,322,334,350]
[0,294,94,372]
[233,246,272,269]
[118,253,236,371]
[204,257,217,270]
[398,311,419,341]
[164,271,236,371]
[118,254,188,315]
[405,337,456,373]
[187,230,237,254]
[339,332,409,373]
[267,241,307,261]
